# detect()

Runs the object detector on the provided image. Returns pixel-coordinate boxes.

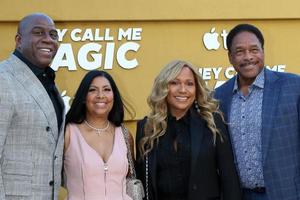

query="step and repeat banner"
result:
[1,4,300,199]
[37,20,300,120]
[1,20,300,120]
[1,1,300,122]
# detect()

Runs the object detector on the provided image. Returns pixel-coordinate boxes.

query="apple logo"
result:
[203,27,220,50]
[61,90,71,114]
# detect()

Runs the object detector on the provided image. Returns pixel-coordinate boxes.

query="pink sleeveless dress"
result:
[64,123,132,200]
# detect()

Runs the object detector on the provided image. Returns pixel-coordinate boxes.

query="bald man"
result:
[0,13,64,200]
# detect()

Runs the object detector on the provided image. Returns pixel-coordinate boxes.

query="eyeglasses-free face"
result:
[16,15,59,68]
[167,66,196,119]
[86,76,114,119]
[229,31,265,86]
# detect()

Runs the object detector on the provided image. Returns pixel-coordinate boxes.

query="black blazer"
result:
[135,110,242,200]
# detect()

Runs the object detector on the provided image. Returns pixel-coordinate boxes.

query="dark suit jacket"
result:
[135,109,242,200]
[215,69,300,200]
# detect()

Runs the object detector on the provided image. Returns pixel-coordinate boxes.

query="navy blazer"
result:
[215,68,300,200]
[135,109,242,200]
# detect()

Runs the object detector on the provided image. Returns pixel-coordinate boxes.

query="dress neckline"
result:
[74,124,117,164]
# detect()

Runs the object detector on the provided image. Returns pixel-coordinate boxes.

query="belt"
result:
[244,187,266,193]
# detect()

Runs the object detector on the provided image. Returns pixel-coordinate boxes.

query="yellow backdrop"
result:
[1,1,300,199]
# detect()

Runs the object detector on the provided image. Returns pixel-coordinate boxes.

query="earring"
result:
[194,100,200,113]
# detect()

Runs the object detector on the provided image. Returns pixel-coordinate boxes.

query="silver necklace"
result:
[84,120,110,136]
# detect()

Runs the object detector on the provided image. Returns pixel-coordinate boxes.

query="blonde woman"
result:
[135,60,242,200]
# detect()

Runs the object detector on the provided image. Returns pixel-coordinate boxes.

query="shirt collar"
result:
[168,109,191,125]
[13,49,56,81]
[232,68,265,93]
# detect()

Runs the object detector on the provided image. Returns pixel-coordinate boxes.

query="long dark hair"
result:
[65,70,127,127]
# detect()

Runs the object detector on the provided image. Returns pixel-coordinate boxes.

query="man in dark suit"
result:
[215,24,300,200]
[0,13,64,199]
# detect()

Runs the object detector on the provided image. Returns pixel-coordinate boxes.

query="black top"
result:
[157,112,191,200]
[14,50,63,130]
[135,109,242,200]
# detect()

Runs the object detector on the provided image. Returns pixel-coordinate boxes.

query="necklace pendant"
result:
[84,120,110,136]
[96,130,101,136]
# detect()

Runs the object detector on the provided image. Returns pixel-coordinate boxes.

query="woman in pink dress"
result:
[63,70,134,200]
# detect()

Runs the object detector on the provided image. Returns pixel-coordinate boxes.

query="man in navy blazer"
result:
[215,24,300,200]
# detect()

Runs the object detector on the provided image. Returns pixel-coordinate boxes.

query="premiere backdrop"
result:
[1,0,300,198]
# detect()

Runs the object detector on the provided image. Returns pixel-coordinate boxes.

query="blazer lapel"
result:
[148,147,158,199]
[190,110,205,176]
[261,69,280,163]
[53,85,65,115]
[53,85,66,135]
[8,54,58,141]
[217,77,235,122]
